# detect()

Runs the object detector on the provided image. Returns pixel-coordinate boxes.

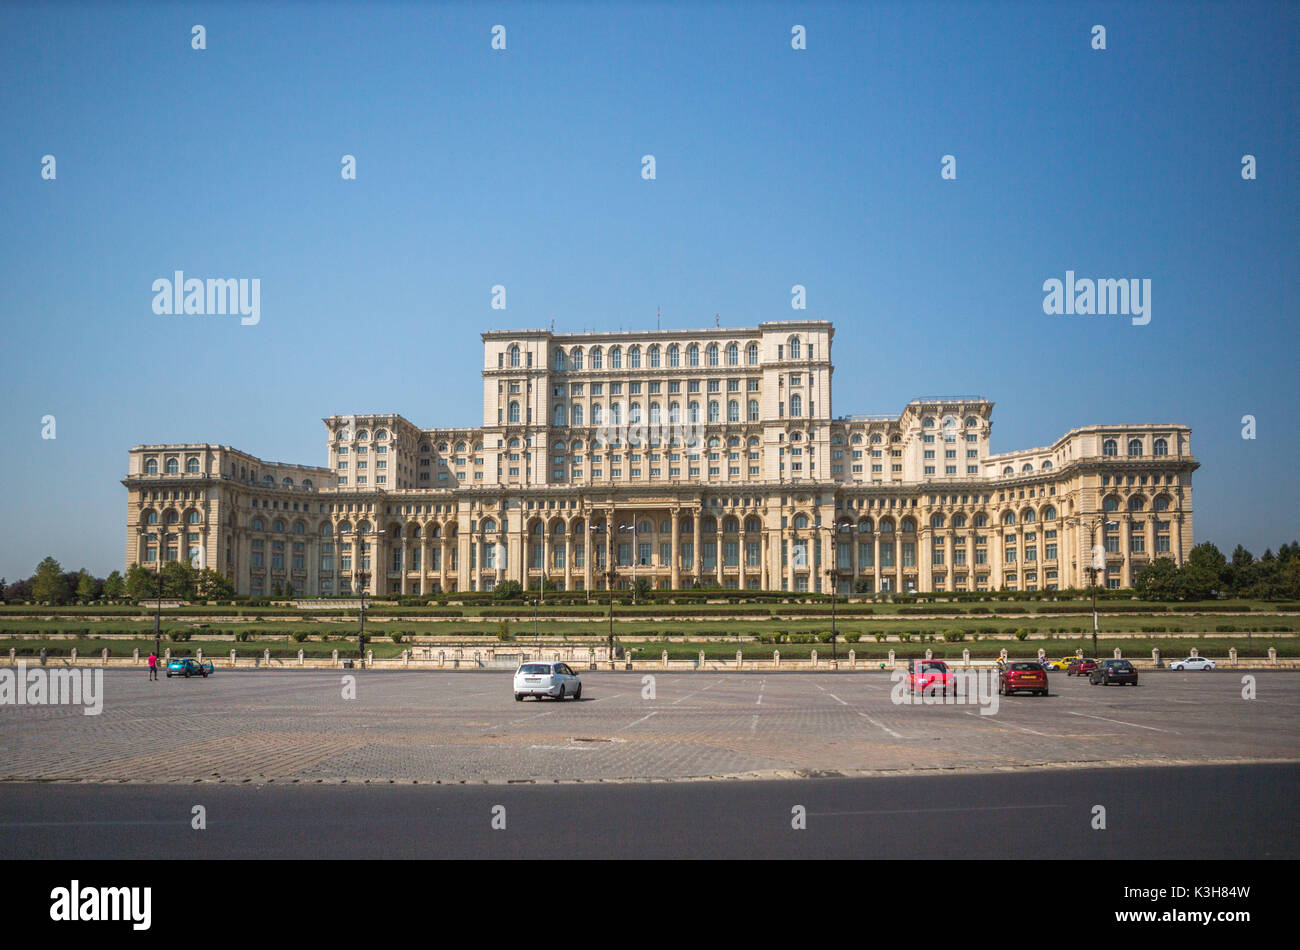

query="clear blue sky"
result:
[1,1,1296,580]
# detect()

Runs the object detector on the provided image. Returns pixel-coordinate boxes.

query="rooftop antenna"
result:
[657,306,661,331]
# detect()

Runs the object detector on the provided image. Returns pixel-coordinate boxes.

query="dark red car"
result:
[1066,658,1099,677]
[907,659,956,697]
[999,660,1048,696]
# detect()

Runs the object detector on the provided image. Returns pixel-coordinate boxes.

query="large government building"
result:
[122,321,1198,596]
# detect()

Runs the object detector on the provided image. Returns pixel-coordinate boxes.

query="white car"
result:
[1170,656,1216,671]
[514,661,582,701]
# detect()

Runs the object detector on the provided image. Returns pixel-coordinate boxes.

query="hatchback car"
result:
[999,660,1048,696]
[1089,658,1138,686]
[906,659,955,697]
[1045,655,1082,671]
[1170,656,1216,671]
[166,658,214,678]
[1067,658,1099,677]
[514,661,582,701]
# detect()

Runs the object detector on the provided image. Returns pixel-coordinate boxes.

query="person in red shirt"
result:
[148,652,158,681]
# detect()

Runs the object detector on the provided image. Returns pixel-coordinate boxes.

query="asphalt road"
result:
[0,763,1293,859]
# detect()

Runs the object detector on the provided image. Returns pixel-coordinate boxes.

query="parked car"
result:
[166,658,214,678]
[907,659,955,697]
[513,661,582,701]
[1170,656,1216,671]
[1046,655,1082,671]
[1089,658,1139,686]
[999,660,1049,696]
[1066,658,1098,677]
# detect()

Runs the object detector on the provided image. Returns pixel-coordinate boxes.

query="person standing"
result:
[148,652,158,681]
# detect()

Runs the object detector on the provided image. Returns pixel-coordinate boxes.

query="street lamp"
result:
[618,521,636,603]
[1067,515,1119,658]
[604,567,617,662]
[354,568,370,665]
[823,523,852,667]
[152,564,164,659]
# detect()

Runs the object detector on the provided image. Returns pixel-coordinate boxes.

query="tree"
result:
[196,569,234,600]
[494,579,523,601]
[5,577,32,602]
[31,557,71,605]
[125,564,157,601]
[102,570,125,600]
[75,569,100,602]
[633,577,653,601]
[160,560,197,599]
[1134,557,1180,600]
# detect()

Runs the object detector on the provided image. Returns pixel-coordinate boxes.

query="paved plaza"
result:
[2,670,1297,784]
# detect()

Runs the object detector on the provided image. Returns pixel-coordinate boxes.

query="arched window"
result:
[745,517,761,532]
[592,404,604,425]
[554,405,565,426]
[727,343,739,365]
[965,417,978,427]
[145,458,158,475]
[144,510,158,525]
[952,514,967,528]
[649,402,661,424]
[629,403,642,424]
[303,479,312,489]
[931,514,945,528]
[186,510,201,524]
[794,514,809,529]
[707,343,719,366]
[1022,509,1036,523]
[1002,512,1016,526]
[1042,460,1053,470]
[790,394,802,417]
[668,344,680,367]
[611,403,623,425]
[1102,496,1120,512]
[610,346,622,369]
[708,401,720,423]
[702,517,717,533]
[185,457,200,474]
[1128,438,1143,457]
[747,342,759,365]
[974,513,988,527]
[570,347,584,370]
[482,519,498,533]
[508,401,520,423]
[273,519,286,532]
[1128,496,1146,511]
[727,400,740,422]
[293,521,305,534]
[648,345,661,368]
[922,417,935,428]
[1041,506,1057,521]
[687,344,699,367]
[339,521,352,534]
[790,337,801,359]
[1103,439,1118,457]
[165,458,179,474]
[375,429,387,440]
[688,401,700,423]
[252,518,265,531]
[321,523,333,536]
[669,402,681,423]
[1154,496,1171,512]
[1022,463,1033,472]
[629,346,641,368]
[1153,438,1168,456]
[571,404,584,426]
[282,477,294,487]
[509,345,520,367]
[901,518,916,533]
[1003,466,1014,475]
[554,350,566,370]
[879,519,895,533]
[748,400,759,422]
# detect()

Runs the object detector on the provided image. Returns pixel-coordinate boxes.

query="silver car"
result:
[1170,656,1216,671]
[514,661,582,701]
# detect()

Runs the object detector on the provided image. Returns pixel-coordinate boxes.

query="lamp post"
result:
[354,569,370,665]
[619,521,636,602]
[605,567,617,662]
[823,523,851,666]
[153,564,164,659]
[1068,515,1119,658]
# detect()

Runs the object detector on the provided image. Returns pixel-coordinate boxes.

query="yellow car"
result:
[1045,655,1081,671]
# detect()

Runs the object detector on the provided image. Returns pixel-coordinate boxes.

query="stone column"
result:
[670,507,681,589]
[1120,515,1132,588]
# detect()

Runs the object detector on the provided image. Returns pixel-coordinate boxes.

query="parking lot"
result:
[2,669,1297,784]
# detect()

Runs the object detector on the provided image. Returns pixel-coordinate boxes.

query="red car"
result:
[999,660,1049,696]
[907,659,956,697]
[1067,658,1099,677]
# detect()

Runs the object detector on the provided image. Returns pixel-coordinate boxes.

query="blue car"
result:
[166,658,214,678]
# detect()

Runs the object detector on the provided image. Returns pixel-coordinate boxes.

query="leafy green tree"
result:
[494,579,523,601]
[31,557,71,605]
[197,569,234,600]
[1134,557,1180,600]
[159,560,197,598]
[125,563,157,601]
[102,570,125,599]
[75,569,100,602]
[633,577,653,601]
